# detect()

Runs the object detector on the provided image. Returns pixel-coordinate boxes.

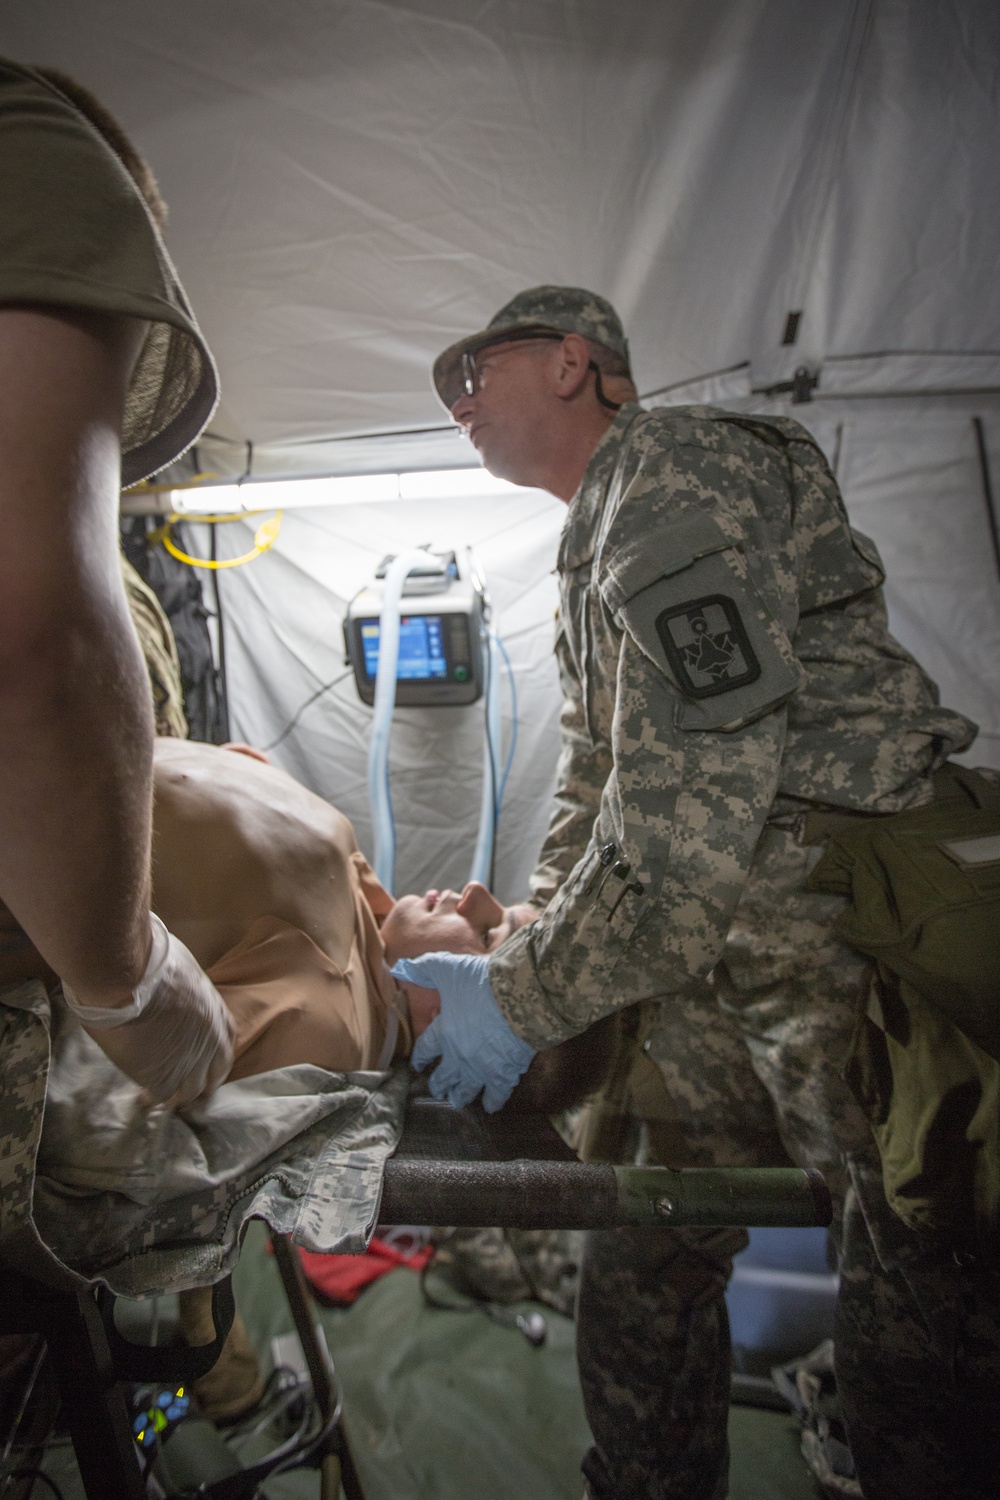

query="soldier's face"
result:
[450,340,560,485]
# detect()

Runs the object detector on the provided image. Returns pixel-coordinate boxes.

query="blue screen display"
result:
[360,615,448,680]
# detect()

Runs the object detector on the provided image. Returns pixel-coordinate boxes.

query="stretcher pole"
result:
[379,1159,832,1230]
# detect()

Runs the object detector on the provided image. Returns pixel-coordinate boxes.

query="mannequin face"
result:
[380,881,518,963]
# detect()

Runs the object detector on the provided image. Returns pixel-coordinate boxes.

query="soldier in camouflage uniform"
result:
[403,286,1000,1500]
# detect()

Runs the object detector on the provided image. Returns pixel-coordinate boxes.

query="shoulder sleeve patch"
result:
[655,594,761,699]
[609,551,803,732]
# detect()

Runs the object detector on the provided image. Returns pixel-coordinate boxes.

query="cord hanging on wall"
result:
[150,510,283,571]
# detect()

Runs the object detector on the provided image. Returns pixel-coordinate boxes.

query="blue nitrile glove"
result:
[391,951,536,1113]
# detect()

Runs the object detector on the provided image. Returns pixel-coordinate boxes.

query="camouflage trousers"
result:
[577,823,1000,1500]
[835,1153,1000,1500]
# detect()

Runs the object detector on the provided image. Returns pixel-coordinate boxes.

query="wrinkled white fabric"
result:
[0,978,408,1297]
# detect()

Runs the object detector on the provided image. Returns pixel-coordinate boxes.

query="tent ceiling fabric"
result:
[3,0,998,478]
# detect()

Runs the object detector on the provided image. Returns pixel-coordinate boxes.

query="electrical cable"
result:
[235,1384,307,1447]
[2,1470,66,1500]
[222,1365,309,1448]
[208,521,231,742]
[157,511,283,571]
[224,1393,313,1473]
[468,625,500,889]
[418,1255,546,1347]
[222,1365,303,1435]
[260,668,354,753]
[0,1341,47,1469]
[220,1362,345,1497]
[471,627,518,891]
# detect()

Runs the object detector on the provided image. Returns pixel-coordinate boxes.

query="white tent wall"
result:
[186,488,566,903]
[829,401,1000,770]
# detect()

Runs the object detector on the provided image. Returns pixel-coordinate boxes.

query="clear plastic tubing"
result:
[368,550,435,892]
[469,629,502,887]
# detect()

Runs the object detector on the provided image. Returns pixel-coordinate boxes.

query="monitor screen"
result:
[360,615,448,680]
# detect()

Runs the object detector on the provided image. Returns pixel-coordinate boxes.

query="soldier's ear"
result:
[552,335,592,400]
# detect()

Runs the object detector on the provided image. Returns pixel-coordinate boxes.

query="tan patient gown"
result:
[209,852,407,1081]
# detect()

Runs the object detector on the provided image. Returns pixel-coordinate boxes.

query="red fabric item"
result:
[298,1237,434,1305]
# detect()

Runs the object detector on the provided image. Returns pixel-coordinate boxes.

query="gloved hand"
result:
[61,913,235,1107]
[391,951,536,1113]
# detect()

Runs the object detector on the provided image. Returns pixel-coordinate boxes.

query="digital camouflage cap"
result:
[432,285,632,411]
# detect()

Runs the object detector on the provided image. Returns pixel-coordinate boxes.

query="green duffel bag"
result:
[806,764,1000,1249]
[806,763,1000,1061]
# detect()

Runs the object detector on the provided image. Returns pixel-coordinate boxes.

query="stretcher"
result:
[0,1095,831,1500]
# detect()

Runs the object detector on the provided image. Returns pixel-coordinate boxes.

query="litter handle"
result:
[379,1159,831,1230]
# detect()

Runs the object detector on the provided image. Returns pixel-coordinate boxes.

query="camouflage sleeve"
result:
[121,555,188,739]
[490,442,804,1050]
[527,620,612,910]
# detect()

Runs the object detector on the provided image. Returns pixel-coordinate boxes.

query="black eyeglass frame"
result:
[460,330,622,411]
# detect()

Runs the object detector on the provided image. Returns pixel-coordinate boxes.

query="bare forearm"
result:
[0,584,154,1001]
[0,306,154,1003]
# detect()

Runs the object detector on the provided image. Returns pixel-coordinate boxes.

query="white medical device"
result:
[344,548,512,895]
[344,550,486,707]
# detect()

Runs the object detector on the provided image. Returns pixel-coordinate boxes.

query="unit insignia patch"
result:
[655,594,761,698]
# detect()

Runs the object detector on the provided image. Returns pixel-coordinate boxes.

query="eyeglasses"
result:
[461,332,621,411]
[461,332,560,397]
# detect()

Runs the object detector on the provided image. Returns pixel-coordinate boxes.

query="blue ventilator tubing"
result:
[469,629,503,887]
[368,550,436,892]
[368,552,516,897]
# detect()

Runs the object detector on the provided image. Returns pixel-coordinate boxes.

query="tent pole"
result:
[972,417,1000,584]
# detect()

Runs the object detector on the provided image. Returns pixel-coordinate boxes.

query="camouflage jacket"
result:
[489,403,975,1049]
[0,978,407,1295]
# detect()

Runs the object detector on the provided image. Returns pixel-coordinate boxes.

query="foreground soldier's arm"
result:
[0,61,232,1103]
[0,306,233,1104]
[0,305,154,1003]
[489,430,804,1049]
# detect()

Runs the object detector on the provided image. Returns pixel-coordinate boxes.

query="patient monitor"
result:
[345,549,486,707]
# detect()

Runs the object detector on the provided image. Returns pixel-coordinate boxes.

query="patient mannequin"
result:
[149,737,535,1083]
[0,737,612,1103]
[0,737,615,1420]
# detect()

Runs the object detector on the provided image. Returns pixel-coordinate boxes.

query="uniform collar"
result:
[558,402,643,572]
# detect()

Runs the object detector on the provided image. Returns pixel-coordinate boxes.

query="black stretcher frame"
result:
[0,1098,831,1500]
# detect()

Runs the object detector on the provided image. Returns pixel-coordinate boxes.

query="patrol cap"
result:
[432,284,632,411]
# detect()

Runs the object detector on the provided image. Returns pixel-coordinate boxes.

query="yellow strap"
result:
[154,511,283,571]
